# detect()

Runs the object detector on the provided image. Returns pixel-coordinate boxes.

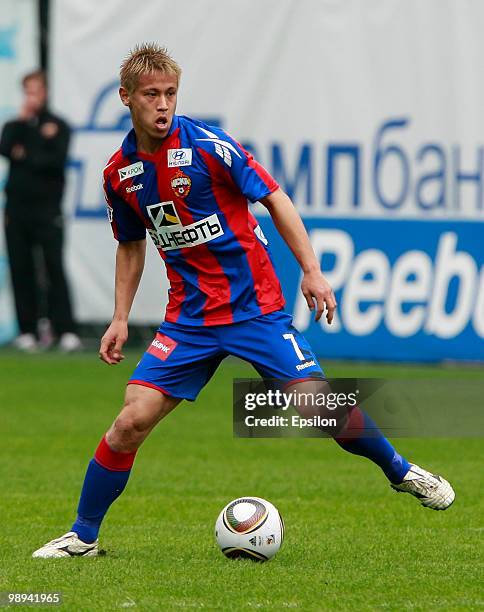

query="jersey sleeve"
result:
[104,175,146,242]
[196,126,279,202]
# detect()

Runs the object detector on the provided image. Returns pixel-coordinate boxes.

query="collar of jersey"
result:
[122,115,180,160]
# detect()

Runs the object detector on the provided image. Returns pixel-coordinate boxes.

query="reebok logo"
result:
[147,333,178,361]
[296,360,316,371]
[126,183,143,193]
[118,161,144,181]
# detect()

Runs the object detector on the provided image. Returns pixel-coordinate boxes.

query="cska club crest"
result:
[171,169,192,198]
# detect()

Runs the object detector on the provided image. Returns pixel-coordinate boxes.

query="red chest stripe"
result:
[156,136,233,325]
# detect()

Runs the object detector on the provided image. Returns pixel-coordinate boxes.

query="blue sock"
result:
[72,436,137,543]
[334,408,410,484]
[72,459,131,543]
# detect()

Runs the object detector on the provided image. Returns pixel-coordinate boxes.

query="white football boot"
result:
[32,532,98,558]
[391,464,455,510]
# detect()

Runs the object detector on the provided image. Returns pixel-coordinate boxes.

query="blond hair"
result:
[120,43,181,93]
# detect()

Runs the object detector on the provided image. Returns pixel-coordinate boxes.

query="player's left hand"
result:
[301,270,337,324]
[99,320,128,365]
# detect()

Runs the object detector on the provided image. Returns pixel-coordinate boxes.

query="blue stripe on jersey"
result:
[177,126,263,319]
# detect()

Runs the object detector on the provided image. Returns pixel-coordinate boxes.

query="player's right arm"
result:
[99,239,146,365]
[100,168,147,365]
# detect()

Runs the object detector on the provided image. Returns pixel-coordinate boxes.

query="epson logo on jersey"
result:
[118,161,144,181]
[148,213,224,252]
[126,183,143,193]
[167,148,192,167]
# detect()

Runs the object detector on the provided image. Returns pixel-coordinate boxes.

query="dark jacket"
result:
[0,108,70,212]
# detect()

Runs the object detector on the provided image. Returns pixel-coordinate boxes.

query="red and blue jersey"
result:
[103,115,285,326]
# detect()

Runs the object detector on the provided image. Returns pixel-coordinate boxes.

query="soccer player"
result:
[33,44,454,558]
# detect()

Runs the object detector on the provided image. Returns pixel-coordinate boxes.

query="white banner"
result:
[0,0,39,343]
[50,1,483,358]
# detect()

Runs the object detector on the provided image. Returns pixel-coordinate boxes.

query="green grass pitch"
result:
[0,351,482,610]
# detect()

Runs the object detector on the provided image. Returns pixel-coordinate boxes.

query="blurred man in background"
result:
[0,70,81,352]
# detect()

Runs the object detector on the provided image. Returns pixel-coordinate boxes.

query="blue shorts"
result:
[128,310,324,400]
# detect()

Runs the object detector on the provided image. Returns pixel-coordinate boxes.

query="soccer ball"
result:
[215,497,284,561]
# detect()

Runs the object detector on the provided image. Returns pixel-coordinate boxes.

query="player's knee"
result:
[108,419,140,452]
[110,408,150,450]
[112,414,133,438]
[114,412,147,438]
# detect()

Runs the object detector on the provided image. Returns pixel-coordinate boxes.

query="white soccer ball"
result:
[215,497,284,561]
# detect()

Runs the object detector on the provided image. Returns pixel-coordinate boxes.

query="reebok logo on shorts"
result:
[147,333,178,361]
[296,359,316,371]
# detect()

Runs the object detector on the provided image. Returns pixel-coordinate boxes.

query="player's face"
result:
[121,71,178,148]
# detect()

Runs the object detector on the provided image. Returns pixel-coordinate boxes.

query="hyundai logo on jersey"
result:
[167,148,192,167]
